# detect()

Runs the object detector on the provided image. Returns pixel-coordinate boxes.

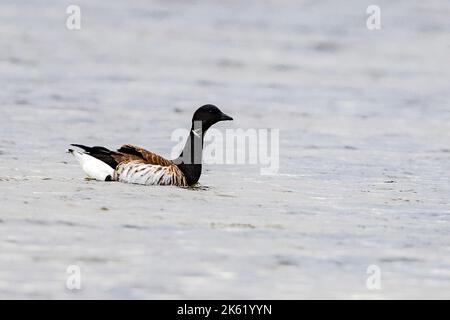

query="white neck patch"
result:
[192,128,202,138]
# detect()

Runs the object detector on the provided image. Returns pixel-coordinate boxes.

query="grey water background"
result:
[0,0,449,299]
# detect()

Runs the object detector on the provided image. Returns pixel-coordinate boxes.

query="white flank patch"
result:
[192,129,202,138]
[69,150,114,181]
[114,161,178,186]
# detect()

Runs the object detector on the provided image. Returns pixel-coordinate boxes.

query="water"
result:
[0,0,450,299]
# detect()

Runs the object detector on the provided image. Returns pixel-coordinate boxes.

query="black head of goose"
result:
[174,104,233,185]
[68,104,233,187]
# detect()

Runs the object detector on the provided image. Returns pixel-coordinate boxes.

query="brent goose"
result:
[68,104,233,187]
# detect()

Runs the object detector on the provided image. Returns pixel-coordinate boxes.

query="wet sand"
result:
[1,0,450,299]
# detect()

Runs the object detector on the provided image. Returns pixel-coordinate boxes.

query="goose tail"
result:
[68,147,114,181]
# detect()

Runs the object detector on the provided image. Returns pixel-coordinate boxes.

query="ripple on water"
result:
[210,223,256,229]
[311,41,341,53]
[24,219,92,228]
[216,58,245,69]
[270,63,299,72]
[185,185,211,191]
[75,256,118,264]
[121,224,150,230]
[275,255,299,267]
[379,257,423,263]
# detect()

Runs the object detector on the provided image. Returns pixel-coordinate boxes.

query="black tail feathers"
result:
[70,144,119,169]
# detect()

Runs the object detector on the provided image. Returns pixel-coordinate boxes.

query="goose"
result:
[68,104,233,187]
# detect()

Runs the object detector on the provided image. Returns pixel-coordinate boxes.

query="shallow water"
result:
[1,0,450,299]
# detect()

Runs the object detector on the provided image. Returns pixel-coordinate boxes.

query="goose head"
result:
[191,104,233,133]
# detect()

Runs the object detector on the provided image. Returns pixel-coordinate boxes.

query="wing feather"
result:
[116,144,173,166]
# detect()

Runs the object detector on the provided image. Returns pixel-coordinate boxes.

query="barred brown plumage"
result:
[113,161,187,186]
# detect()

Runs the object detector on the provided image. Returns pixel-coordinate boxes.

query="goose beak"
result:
[219,112,233,121]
